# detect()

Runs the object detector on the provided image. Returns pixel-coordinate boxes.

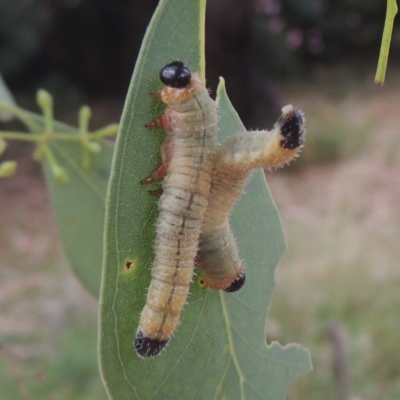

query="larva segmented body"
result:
[197,105,306,291]
[135,62,218,358]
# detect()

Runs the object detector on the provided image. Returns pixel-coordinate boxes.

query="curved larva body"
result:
[136,68,218,357]
[197,105,306,290]
[196,171,247,291]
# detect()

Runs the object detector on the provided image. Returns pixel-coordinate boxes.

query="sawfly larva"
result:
[135,61,218,358]
[197,105,306,291]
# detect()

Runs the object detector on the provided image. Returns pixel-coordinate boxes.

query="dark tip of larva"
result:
[160,61,191,88]
[135,331,168,357]
[279,106,305,150]
[224,272,246,293]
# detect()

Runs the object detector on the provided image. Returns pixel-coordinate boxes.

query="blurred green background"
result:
[1,1,400,399]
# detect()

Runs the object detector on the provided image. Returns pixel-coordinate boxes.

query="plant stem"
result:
[0,132,43,141]
[375,0,398,85]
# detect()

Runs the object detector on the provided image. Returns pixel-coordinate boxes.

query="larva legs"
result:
[140,162,167,185]
[197,105,306,292]
[140,115,172,185]
[145,112,171,130]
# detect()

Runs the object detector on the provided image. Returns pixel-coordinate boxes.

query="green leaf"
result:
[0,72,16,121]
[99,0,311,399]
[44,138,113,296]
[8,108,113,296]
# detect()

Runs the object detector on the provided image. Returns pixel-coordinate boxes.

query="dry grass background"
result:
[267,68,400,400]
[1,66,400,399]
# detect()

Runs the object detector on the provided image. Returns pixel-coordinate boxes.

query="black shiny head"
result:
[224,272,246,293]
[135,331,168,357]
[160,61,191,88]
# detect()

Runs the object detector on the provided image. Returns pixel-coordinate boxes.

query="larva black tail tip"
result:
[279,105,306,150]
[224,272,246,293]
[135,331,168,358]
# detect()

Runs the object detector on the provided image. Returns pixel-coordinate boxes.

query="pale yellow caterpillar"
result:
[197,105,306,291]
[135,61,218,357]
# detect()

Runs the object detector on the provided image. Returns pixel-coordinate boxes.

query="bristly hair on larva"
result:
[196,105,306,292]
[136,61,305,358]
[135,61,218,358]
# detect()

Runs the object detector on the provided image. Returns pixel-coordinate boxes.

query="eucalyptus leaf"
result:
[99,0,311,399]
[0,72,16,121]
[44,138,113,296]
[9,108,113,296]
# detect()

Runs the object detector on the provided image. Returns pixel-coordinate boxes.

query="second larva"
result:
[197,104,306,291]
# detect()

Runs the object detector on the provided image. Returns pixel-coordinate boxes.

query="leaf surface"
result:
[0,72,16,121]
[99,0,311,399]
[3,107,113,296]
[45,138,113,296]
